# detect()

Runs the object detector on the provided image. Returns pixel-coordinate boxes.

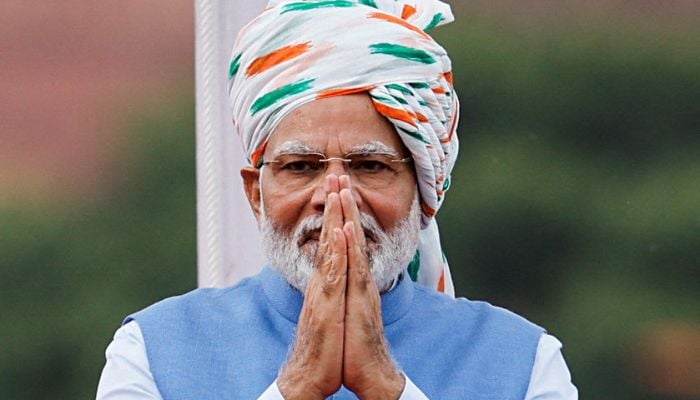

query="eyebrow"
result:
[273,140,321,155]
[348,141,399,157]
[272,140,400,156]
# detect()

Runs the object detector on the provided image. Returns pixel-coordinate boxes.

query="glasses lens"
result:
[274,154,324,173]
[267,154,323,189]
[347,154,403,188]
[266,153,408,190]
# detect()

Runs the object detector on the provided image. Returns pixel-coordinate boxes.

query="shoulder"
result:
[388,283,550,397]
[411,283,545,338]
[125,274,262,326]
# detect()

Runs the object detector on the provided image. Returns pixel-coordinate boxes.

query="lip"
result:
[298,228,377,246]
[298,229,321,247]
[363,229,377,244]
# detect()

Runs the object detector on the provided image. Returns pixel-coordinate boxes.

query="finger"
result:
[290,229,346,398]
[327,192,343,233]
[339,186,366,248]
[338,174,351,191]
[317,192,344,273]
[317,175,331,246]
[328,227,348,293]
[326,173,340,194]
[311,226,349,294]
[318,175,341,251]
[319,174,342,244]
[343,221,372,291]
[339,185,372,291]
[338,176,363,242]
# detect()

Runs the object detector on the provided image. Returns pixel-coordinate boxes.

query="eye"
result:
[280,159,321,172]
[350,158,391,172]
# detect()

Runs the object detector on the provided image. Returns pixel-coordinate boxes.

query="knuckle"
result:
[321,273,340,296]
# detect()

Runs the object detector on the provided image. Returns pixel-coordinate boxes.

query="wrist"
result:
[278,365,326,400]
[355,368,405,400]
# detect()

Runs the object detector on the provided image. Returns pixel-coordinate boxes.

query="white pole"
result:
[194,0,267,288]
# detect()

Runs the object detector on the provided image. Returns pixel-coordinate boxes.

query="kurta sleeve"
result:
[398,373,429,399]
[96,321,163,400]
[257,380,285,399]
[258,374,425,399]
[524,333,578,399]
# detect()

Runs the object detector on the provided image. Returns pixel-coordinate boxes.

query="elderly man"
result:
[97,0,577,398]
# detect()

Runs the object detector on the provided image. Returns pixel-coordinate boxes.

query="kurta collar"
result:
[259,266,414,325]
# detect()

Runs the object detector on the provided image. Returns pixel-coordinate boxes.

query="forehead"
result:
[265,93,404,154]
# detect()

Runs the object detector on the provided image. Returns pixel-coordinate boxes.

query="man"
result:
[97,0,578,398]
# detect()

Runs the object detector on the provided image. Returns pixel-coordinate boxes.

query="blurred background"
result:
[1,1,698,398]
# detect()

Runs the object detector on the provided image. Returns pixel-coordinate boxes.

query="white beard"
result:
[260,195,421,293]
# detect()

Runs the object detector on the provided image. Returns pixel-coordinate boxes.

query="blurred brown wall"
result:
[0,1,193,204]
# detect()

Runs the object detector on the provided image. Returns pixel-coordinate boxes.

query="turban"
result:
[228,0,459,296]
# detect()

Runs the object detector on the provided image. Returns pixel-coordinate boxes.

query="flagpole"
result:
[194,0,266,288]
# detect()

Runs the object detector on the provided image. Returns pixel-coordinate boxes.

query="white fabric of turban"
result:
[228,0,460,296]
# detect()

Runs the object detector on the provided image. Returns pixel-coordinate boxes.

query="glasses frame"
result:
[260,151,413,169]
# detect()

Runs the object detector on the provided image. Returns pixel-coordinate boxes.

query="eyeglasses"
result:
[260,152,412,190]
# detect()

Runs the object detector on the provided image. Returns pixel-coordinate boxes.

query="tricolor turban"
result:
[228,0,460,296]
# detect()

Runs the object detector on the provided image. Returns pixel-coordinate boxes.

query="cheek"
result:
[261,179,312,230]
[361,187,417,230]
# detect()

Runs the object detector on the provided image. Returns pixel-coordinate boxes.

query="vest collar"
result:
[259,266,414,325]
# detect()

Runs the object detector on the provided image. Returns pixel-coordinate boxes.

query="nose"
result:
[310,173,338,213]
[323,156,350,176]
[309,161,361,213]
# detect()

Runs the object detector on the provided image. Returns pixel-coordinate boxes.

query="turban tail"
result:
[229,0,459,296]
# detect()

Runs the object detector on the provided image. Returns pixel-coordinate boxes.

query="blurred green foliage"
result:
[435,13,700,399]
[1,96,197,398]
[2,10,699,400]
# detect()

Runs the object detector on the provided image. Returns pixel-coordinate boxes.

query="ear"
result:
[240,166,262,224]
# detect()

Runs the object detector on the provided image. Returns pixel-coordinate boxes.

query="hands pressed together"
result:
[277,174,405,400]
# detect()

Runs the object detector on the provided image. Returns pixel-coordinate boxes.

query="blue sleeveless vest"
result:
[128,267,543,399]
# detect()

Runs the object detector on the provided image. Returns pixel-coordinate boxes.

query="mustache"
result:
[294,213,382,246]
